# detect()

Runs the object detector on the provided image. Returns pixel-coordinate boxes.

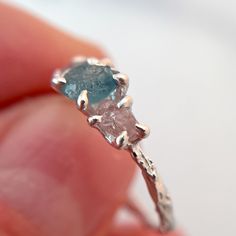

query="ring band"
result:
[51,57,175,232]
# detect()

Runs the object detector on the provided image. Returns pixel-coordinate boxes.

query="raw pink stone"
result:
[94,100,140,144]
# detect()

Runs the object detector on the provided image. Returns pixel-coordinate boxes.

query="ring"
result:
[51,57,175,232]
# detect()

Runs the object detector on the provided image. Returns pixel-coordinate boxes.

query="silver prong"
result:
[110,68,120,74]
[135,123,150,139]
[87,57,100,65]
[113,73,129,88]
[71,56,86,64]
[51,71,66,91]
[100,58,114,67]
[88,115,102,126]
[115,131,129,149]
[77,90,89,111]
[117,96,133,109]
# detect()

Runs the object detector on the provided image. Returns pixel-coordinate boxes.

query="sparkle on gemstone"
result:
[60,61,118,104]
[94,100,140,143]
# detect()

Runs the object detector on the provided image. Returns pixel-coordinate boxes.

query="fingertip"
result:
[0,95,136,236]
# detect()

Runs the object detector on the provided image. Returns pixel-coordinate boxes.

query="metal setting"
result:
[99,58,114,67]
[51,71,66,92]
[87,57,100,65]
[115,130,129,149]
[113,73,129,89]
[88,115,102,126]
[51,57,175,233]
[135,123,150,139]
[77,90,89,111]
[117,95,133,109]
[71,56,86,64]
[110,68,120,75]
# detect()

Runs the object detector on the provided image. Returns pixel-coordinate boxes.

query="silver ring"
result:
[51,56,175,233]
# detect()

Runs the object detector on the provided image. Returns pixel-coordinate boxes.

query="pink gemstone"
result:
[94,100,140,144]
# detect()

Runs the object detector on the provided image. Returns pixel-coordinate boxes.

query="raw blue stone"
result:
[60,61,117,104]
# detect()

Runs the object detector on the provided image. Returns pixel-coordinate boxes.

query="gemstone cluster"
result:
[52,58,149,148]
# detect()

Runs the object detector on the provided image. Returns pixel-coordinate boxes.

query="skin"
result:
[0,3,181,236]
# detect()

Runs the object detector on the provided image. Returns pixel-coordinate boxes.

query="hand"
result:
[0,3,181,236]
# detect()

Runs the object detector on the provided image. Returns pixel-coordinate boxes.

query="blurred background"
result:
[6,0,236,235]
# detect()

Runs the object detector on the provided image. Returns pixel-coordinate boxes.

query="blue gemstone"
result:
[60,61,117,104]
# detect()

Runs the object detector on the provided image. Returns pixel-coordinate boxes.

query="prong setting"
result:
[135,123,150,139]
[99,58,114,67]
[115,131,129,149]
[51,70,66,91]
[51,77,66,86]
[71,56,86,64]
[87,57,100,65]
[117,95,133,109]
[88,115,102,126]
[77,90,89,111]
[113,73,129,88]
[110,68,120,74]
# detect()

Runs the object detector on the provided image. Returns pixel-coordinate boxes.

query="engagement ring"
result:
[51,57,175,233]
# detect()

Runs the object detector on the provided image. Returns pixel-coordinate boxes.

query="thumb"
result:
[0,3,136,236]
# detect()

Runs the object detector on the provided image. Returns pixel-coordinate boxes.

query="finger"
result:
[0,3,104,105]
[0,95,136,236]
[0,201,42,236]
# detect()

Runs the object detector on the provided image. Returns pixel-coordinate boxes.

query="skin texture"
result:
[0,3,181,236]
